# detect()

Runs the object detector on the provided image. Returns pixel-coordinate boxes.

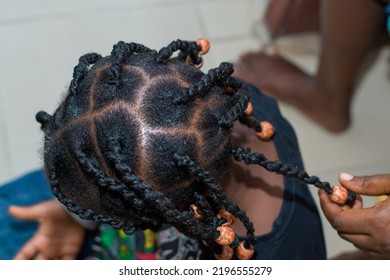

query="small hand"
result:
[9,199,86,260]
[319,173,390,259]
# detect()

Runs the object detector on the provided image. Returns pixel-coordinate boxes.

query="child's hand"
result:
[8,199,86,260]
[318,173,390,259]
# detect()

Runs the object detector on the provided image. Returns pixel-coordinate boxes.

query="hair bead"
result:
[244,101,253,116]
[215,226,235,246]
[214,245,234,260]
[195,38,210,55]
[235,241,254,260]
[218,209,235,226]
[329,185,349,205]
[256,121,275,140]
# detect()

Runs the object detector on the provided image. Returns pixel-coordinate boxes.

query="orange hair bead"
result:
[215,226,235,246]
[256,121,274,141]
[218,209,236,226]
[244,102,253,116]
[190,204,204,220]
[214,245,234,260]
[196,38,210,55]
[235,241,254,260]
[329,185,349,205]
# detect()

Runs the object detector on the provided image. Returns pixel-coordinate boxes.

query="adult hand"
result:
[318,173,390,259]
[9,199,86,260]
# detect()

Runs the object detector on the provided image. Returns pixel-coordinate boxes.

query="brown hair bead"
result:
[218,209,235,226]
[329,185,349,205]
[256,121,274,141]
[215,226,235,246]
[190,204,204,220]
[235,241,254,260]
[196,38,210,55]
[214,245,234,260]
[244,102,253,116]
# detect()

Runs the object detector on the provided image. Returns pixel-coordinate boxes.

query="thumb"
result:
[339,173,390,196]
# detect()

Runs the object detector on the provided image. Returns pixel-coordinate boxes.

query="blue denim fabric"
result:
[0,169,54,259]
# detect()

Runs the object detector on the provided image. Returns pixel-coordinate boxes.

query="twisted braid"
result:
[69,53,102,95]
[239,115,262,132]
[219,88,250,129]
[231,147,333,194]
[155,39,201,64]
[173,153,256,246]
[101,139,219,240]
[175,62,235,104]
[107,41,151,85]
[48,170,129,231]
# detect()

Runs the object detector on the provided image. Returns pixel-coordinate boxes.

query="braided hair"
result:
[36,39,354,259]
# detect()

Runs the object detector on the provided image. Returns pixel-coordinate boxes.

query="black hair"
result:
[36,39,353,259]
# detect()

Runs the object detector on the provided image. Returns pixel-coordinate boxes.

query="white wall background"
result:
[1,0,390,258]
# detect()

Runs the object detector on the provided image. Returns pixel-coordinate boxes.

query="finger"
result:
[338,232,377,253]
[318,189,344,220]
[330,208,375,234]
[34,253,49,260]
[8,204,43,221]
[13,240,38,260]
[319,189,375,234]
[339,173,390,196]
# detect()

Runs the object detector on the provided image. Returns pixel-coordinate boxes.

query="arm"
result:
[318,173,390,259]
[8,199,86,260]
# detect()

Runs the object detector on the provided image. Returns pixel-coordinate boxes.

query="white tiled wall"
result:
[0,0,266,184]
[1,0,389,258]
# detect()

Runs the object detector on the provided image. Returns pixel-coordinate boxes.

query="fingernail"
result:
[340,172,354,181]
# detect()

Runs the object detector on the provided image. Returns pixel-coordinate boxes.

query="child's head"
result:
[36,39,352,260]
[36,39,258,259]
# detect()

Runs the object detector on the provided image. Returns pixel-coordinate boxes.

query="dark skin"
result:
[8,121,285,259]
[234,0,388,133]
[319,173,390,259]
[221,121,284,236]
[8,200,85,260]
